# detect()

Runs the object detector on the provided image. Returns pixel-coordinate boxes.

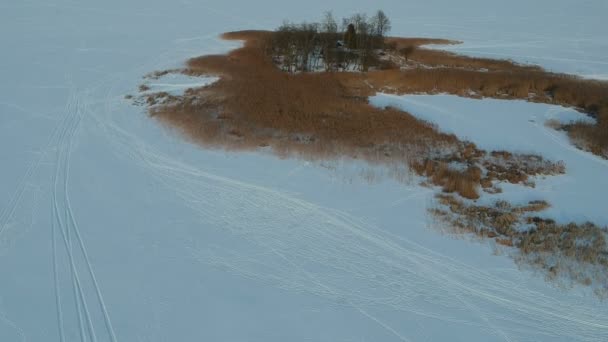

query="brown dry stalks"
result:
[137,30,607,295]
[431,194,608,297]
[383,37,539,72]
[140,31,569,195]
[365,68,608,156]
[150,30,464,183]
[413,160,481,199]
[226,31,607,158]
[482,151,566,186]
[410,148,565,198]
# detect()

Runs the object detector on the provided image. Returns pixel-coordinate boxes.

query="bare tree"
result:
[320,11,338,71]
[292,23,318,71]
[350,13,368,33]
[371,10,391,37]
[321,11,338,33]
[356,21,372,70]
[273,22,295,72]
[267,10,393,73]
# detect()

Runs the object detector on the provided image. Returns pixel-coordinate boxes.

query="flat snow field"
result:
[1,1,607,342]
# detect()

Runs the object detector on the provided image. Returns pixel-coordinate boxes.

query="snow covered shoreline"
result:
[2,0,608,341]
[371,93,607,225]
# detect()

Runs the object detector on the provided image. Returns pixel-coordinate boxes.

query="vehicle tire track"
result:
[49,91,77,342]
[0,86,77,239]
[65,91,118,342]
[52,204,66,342]
[52,94,97,342]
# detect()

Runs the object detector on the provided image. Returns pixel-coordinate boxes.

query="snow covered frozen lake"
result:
[1,0,607,341]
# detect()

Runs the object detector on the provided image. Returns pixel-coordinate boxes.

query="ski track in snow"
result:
[44,86,118,342]
[86,55,608,339]
[2,1,608,341]
[35,19,608,342]
[95,113,608,341]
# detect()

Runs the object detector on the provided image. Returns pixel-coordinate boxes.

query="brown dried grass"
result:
[384,36,458,49]
[142,31,608,295]
[431,194,608,297]
[385,36,541,72]
[145,30,576,193]
[154,31,461,174]
[413,160,480,199]
[210,31,608,158]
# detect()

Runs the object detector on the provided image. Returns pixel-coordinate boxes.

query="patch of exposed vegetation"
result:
[482,151,566,186]
[265,11,399,73]
[257,11,608,158]
[134,24,567,197]
[431,194,608,297]
[413,146,565,199]
[144,69,181,80]
[133,11,607,296]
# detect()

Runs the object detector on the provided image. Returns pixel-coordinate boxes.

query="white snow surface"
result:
[1,1,608,342]
[371,94,608,226]
[418,2,608,79]
[143,73,219,96]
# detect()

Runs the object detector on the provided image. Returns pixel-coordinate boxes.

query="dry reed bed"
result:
[138,30,607,294]
[145,30,569,198]
[431,194,608,297]
[244,31,608,156]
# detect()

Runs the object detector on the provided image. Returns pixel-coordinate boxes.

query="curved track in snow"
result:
[1,1,608,341]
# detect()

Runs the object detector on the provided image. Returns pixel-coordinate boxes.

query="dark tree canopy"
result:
[372,10,391,37]
[344,23,357,49]
[267,10,394,73]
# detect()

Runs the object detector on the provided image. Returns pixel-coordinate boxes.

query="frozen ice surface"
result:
[1,1,607,341]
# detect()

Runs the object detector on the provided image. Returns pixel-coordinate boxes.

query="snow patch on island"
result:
[371,94,607,225]
[141,73,219,97]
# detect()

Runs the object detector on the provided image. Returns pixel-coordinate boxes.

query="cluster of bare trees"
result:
[267,10,392,72]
